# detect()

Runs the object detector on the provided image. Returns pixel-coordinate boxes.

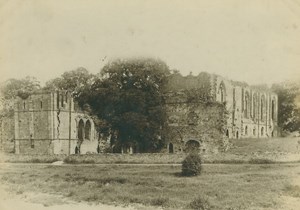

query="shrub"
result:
[182,152,202,176]
[188,196,211,210]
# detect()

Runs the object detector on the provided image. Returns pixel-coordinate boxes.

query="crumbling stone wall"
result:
[166,73,278,142]
[162,91,227,154]
[14,91,101,155]
[0,115,15,153]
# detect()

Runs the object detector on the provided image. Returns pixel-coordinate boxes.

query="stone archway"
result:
[184,140,200,153]
[78,119,84,141]
[85,120,91,140]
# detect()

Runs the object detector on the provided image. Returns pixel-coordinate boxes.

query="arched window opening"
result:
[23,101,26,109]
[30,134,34,148]
[56,91,60,109]
[236,131,239,139]
[75,146,79,154]
[78,119,84,140]
[65,92,68,103]
[40,101,43,109]
[253,94,257,119]
[85,120,91,140]
[61,94,64,107]
[271,100,275,120]
[169,143,174,153]
[245,126,248,136]
[244,92,250,118]
[261,127,264,136]
[226,129,229,138]
[184,140,200,153]
[261,95,265,121]
[253,128,256,136]
[219,82,226,103]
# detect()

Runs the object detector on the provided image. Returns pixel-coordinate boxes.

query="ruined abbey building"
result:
[164,72,278,154]
[0,72,278,154]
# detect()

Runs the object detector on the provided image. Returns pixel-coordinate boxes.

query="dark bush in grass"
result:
[188,196,211,210]
[182,153,202,176]
[63,156,78,164]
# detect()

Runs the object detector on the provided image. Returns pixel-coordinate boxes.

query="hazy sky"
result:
[0,0,300,85]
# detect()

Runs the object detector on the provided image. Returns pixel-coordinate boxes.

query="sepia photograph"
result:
[0,0,300,209]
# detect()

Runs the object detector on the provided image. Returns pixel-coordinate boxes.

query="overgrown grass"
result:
[1,163,298,209]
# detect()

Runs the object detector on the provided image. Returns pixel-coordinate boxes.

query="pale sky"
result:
[0,0,300,85]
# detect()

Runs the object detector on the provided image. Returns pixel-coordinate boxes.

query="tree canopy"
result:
[77,58,171,152]
[0,76,40,100]
[272,82,300,134]
[44,67,95,96]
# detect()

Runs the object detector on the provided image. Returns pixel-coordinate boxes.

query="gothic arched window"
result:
[244,91,250,118]
[219,82,226,103]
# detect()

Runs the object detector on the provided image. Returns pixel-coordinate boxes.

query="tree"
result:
[0,76,40,100]
[272,82,300,134]
[77,58,171,152]
[44,67,95,96]
[0,76,41,119]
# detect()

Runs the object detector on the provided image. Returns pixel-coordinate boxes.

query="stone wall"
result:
[165,73,278,141]
[163,91,227,154]
[14,91,100,155]
[0,115,15,153]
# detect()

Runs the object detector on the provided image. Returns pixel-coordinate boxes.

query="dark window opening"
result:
[169,143,174,153]
[61,94,64,107]
[78,119,84,140]
[271,100,275,120]
[40,101,43,109]
[56,92,60,109]
[30,134,34,148]
[85,120,91,140]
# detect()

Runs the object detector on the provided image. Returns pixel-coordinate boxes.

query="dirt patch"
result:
[0,183,158,210]
[280,170,300,210]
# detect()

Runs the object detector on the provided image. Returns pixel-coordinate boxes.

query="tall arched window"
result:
[271,99,275,120]
[85,120,91,140]
[245,126,248,136]
[78,119,84,140]
[253,93,257,119]
[260,95,265,121]
[219,82,226,103]
[261,127,264,136]
[226,129,229,138]
[168,143,174,153]
[244,91,250,118]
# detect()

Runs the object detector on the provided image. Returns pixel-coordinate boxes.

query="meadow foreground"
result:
[0,162,300,210]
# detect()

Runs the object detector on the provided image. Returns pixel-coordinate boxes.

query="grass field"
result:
[1,163,300,210]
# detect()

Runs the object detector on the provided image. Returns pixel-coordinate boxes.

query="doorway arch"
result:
[78,119,84,140]
[184,140,200,153]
